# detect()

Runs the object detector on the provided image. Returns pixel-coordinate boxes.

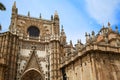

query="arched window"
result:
[27,26,40,37]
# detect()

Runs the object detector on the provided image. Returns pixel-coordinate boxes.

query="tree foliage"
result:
[0,2,6,11]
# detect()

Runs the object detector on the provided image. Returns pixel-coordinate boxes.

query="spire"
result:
[54,10,58,16]
[88,33,91,39]
[115,26,118,33]
[0,24,2,31]
[61,25,64,32]
[61,25,65,36]
[92,31,95,36]
[108,22,112,31]
[12,1,18,15]
[78,39,83,45]
[28,11,30,17]
[108,22,110,27]
[51,15,53,20]
[60,25,66,45]
[39,13,42,18]
[102,25,105,28]
[54,10,59,20]
[70,40,73,47]
[12,1,16,8]
[77,39,81,44]
[85,32,88,37]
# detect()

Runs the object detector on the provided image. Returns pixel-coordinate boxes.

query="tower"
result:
[8,2,62,80]
[53,11,60,35]
[49,11,61,80]
[9,1,18,34]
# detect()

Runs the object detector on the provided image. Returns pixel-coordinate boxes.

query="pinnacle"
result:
[13,1,16,8]
[54,10,58,15]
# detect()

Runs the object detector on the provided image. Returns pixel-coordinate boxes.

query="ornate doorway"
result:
[21,69,44,80]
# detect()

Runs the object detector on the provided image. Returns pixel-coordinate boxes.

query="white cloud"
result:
[85,0,120,25]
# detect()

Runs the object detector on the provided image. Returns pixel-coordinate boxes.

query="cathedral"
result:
[1,2,120,80]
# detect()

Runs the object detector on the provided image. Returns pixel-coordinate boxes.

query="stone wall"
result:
[93,52,120,80]
[61,51,120,80]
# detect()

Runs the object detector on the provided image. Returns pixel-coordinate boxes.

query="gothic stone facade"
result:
[0,2,120,80]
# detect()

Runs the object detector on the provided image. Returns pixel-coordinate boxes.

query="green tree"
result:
[0,2,6,31]
[0,2,6,11]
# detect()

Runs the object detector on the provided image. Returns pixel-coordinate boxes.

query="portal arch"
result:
[21,68,44,80]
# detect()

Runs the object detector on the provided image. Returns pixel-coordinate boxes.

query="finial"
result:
[115,26,118,33]
[91,31,95,41]
[108,22,112,31]
[61,25,65,36]
[54,10,59,20]
[92,31,95,35]
[28,11,30,17]
[108,22,111,27]
[61,25,64,31]
[102,25,105,28]
[70,40,73,47]
[51,15,53,20]
[12,1,18,14]
[88,33,91,40]
[88,33,90,37]
[0,24,2,31]
[54,10,58,16]
[77,39,80,43]
[85,32,88,37]
[79,39,81,43]
[39,13,42,18]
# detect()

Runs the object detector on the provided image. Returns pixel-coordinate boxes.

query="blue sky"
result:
[0,0,120,44]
